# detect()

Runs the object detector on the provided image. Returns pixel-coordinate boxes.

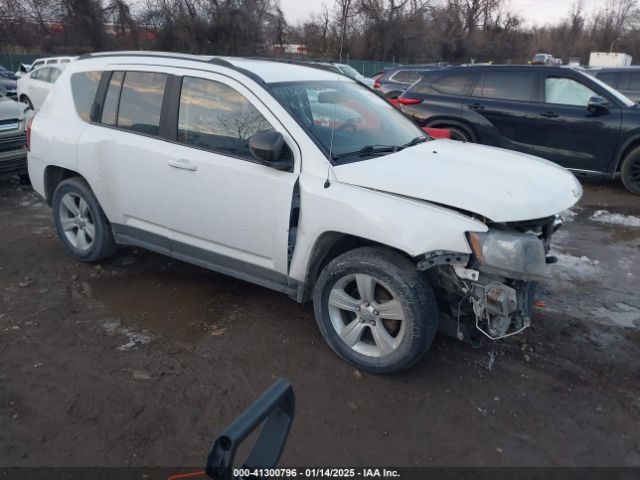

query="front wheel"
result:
[620,147,640,195]
[52,177,117,262]
[313,247,439,374]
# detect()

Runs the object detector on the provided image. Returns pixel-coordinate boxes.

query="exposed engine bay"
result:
[419,215,562,344]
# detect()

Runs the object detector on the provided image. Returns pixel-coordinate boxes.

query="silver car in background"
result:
[0,88,32,180]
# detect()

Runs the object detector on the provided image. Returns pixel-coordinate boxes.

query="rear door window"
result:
[478,73,535,102]
[392,70,420,84]
[116,72,167,136]
[49,68,62,83]
[32,68,48,81]
[428,74,478,96]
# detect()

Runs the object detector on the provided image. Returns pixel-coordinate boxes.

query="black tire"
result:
[52,177,117,262]
[620,147,640,195]
[445,126,471,142]
[313,247,439,374]
[20,95,34,111]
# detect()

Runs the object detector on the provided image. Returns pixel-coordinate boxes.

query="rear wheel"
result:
[52,177,117,262]
[620,147,640,195]
[313,247,439,374]
[20,95,34,110]
[445,126,471,142]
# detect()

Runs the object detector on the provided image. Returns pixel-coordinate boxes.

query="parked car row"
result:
[0,88,32,180]
[0,57,72,181]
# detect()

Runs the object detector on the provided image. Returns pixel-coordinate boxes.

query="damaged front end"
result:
[419,215,562,344]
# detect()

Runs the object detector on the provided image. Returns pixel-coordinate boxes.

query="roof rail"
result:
[74,51,270,87]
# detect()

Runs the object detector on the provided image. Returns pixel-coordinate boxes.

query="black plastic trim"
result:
[90,71,112,122]
[112,224,171,255]
[111,223,299,298]
[159,75,181,141]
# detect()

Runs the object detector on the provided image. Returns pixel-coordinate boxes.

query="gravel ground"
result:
[0,176,639,468]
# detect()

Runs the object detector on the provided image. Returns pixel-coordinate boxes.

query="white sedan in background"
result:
[17,64,66,111]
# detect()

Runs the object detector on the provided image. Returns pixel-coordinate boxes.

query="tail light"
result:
[26,117,33,151]
[398,97,423,105]
[374,79,380,89]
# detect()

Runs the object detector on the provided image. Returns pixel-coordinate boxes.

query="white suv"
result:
[28,52,582,373]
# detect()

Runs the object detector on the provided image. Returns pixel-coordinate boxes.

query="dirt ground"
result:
[0,176,639,468]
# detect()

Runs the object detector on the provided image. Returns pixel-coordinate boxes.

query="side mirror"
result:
[587,96,609,115]
[248,131,292,171]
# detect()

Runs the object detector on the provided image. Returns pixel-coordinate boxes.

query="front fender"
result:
[289,175,488,282]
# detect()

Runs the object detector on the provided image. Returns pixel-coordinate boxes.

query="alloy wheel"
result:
[327,273,405,357]
[58,192,96,251]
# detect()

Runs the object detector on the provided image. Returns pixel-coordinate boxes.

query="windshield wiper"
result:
[333,144,401,161]
[332,136,428,161]
[403,136,428,147]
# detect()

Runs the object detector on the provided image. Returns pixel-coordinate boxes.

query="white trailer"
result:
[589,52,632,67]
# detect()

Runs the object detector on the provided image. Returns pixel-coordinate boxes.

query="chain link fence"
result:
[1,52,402,77]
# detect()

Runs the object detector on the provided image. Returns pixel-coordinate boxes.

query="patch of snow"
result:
[98,318,152,350]
[560,207,578,222]
[591,303,640,330]
[590,210,640,228]
[546,252,600,283]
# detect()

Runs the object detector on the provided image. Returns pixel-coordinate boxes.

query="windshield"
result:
[270,81,427,162]
[585,71,636,107]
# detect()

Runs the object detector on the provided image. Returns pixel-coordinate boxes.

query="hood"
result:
[0,96,28,120]
[333,140,582,222]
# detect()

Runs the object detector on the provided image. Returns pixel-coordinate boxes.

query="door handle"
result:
[467,103,485,111]
[168,159,197,171]
[539,111,559,118]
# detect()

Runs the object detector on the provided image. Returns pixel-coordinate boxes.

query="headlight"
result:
[466,230,546,280]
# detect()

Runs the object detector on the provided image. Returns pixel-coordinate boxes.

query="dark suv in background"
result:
[374,64,449,99]
[590,67,640,103]
[398,65,640,194]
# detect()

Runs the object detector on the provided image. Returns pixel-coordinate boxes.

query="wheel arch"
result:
[614,134,640,174]
[425,118,477,142]
[297,231,412,303]
[43,165,82,206]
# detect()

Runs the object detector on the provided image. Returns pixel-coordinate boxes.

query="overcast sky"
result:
[279,0,605,27]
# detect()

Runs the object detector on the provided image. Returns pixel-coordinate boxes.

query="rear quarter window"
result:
[413,73,477,96]
[70,71,102,122]
[392,70,420,84]
[596,72,618,88]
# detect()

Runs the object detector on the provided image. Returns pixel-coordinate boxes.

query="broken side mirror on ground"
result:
[170,379,295,480]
